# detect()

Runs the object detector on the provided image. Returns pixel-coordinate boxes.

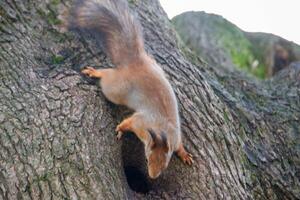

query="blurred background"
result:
[159,0,300,79]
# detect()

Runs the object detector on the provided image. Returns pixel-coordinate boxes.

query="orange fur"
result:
[67,0,193,179]
[81,56,194,178]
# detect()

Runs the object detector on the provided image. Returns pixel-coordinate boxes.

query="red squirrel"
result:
[62,0,193,179]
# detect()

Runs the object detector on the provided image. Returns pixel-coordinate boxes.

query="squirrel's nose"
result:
[148,168,160,179]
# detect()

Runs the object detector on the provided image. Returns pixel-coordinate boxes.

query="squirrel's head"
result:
[145,130,172,179]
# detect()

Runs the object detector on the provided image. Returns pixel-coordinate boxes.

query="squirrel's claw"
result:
[176,145,194,166]
[182,153,194,165]
[185,153,194,165]
[115,125,121,132]
[115,125,123,140]
[81,66,96,77]
[116,131,123,140]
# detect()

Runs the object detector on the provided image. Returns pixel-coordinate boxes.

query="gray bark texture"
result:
[0,0,299,199]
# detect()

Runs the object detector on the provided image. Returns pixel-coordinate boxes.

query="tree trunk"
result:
[0,0,299,199]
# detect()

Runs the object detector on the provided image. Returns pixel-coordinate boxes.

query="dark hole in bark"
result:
[121,132,151,194]
[124,166,150,194]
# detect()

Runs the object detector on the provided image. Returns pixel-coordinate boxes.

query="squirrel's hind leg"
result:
[81,66,104,78]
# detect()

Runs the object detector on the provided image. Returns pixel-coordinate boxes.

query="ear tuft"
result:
[161,132,169,151]
[147,129,169,150]
[148,129,158,148]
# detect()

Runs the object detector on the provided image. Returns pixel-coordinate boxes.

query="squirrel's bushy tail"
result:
[63,0,145,65]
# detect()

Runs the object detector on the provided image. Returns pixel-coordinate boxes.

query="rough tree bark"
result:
[0,0,299,199]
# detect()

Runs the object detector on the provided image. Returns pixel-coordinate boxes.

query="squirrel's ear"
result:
[148,129,169,151]
[161,132,169,151]
[148,129,158,149]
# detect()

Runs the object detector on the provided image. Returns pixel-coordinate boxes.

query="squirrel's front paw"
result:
[115,126,124,140]
[176,146,194,165]
[116,131,123,140]
[181,153,194,165]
